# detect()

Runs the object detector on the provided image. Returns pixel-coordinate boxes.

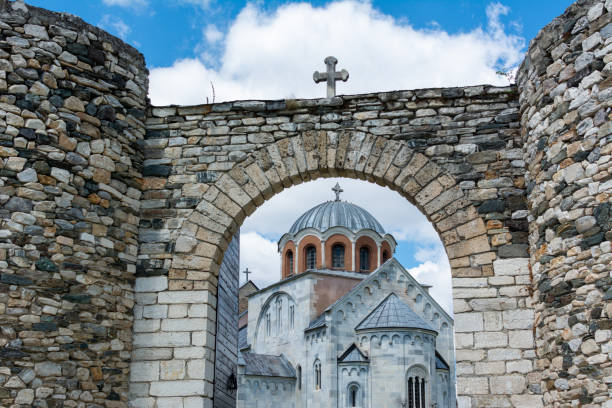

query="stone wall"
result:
[0,0,609,407]
[0,0,148,406]
[517,0,612,406]
[144,86,541,407]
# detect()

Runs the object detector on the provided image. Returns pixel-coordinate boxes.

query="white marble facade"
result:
[237,259,455,408]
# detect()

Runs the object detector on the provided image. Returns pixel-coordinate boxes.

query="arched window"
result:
[382,250,389,263]
[406,366,427,408]
[305,246,316,270]
[359,246,370,272]
[276,298,282,332]
[297,365,302,391]
[286,250,293,275]
[332,244,345,268]
[347,383,360,407]
[314,360,321,390]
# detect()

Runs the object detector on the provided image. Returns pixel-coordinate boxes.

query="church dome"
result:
[289,200,385,235]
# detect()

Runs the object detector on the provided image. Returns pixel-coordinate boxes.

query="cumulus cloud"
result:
[149,0,524,105]
[204,24,223,44]
[239,232,280,288]
[239,178,453,314]
[98,15,132,40]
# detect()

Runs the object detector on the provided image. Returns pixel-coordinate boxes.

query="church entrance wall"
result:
[0,1,610,407]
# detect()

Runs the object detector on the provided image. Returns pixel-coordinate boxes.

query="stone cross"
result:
[332,183,343,201]
[243,268,251,281]
[313,56,349,98]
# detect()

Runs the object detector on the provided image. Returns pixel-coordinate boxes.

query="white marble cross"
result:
[313,56,349,98]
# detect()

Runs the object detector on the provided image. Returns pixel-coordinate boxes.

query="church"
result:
[236,185,456,408]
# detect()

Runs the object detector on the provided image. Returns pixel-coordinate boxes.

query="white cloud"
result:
[102,0,148,8]
[240,177,439,245]
[98,15,132,40]
[149,0,524,105]
[205,24,223,44]
[239,231,280,288]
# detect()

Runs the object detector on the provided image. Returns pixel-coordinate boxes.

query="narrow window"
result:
[297,365,302,391]
[420,378,425,408]
[359,246,370,272]
[265,313,271,336]
[348,384,359,407]
[276,298,282,332]
[414,377,420,408]
[314,360,321,390]
[332,244,345,268]
[305,246,316,270]
[408,377,413,408]
[382,250,389,263]
[289,305,295,330]
[286,250,294,276]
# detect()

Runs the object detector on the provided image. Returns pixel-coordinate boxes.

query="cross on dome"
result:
[332,183,343,201]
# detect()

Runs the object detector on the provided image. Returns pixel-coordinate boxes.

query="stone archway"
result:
[134,84,539,407]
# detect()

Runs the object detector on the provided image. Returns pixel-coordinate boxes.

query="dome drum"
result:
[278,192,396,277]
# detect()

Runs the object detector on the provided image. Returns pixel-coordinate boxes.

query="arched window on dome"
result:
[285,250,294,276]
[305,246,316,270]
[359,246,370,272]
[332,244,345,269]
[382,250,390,263]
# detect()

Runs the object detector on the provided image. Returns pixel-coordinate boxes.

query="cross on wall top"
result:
[313,56,349,98]
[243,268,251,282]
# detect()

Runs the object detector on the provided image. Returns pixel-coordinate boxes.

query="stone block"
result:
[157,398,184,408]
[133,332,190,348]
[130,362,159,382]
[457,377,488,395]
[160,360,185,380]
[161,318,207,332]
[143,305,168,319]
[489,375,526,394]
[474,332,507,348]
[149,380,205,397]
[135,276,168,293]
[510,395,543,408]
[475,361,506,375]
[506,359,532,374]
[35,362,61,377]
[158,291,215,305]
[455,312,483,332]
[493,258,529,276]
[509,330,534,349]
[502,309,534,330]
[488,348,521,361]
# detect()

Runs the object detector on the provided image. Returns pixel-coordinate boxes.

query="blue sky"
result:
[30,1,573,69]
[27,0,575,312]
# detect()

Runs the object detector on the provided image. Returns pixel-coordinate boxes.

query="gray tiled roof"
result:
[355,293,436,332]
[338,344,368,363]
[305,313,326,331]
[289,201,386,235]
[239,353,296,378]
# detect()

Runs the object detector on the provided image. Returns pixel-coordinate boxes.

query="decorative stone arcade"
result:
[0,1,610,408]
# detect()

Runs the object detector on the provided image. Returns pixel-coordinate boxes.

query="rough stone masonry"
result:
[0,0,610,407]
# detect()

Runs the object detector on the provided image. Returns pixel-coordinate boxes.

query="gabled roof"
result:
[355,293,436,333]
[304,258,452,332]
[338,344,369,363]
[239,353,296,378]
